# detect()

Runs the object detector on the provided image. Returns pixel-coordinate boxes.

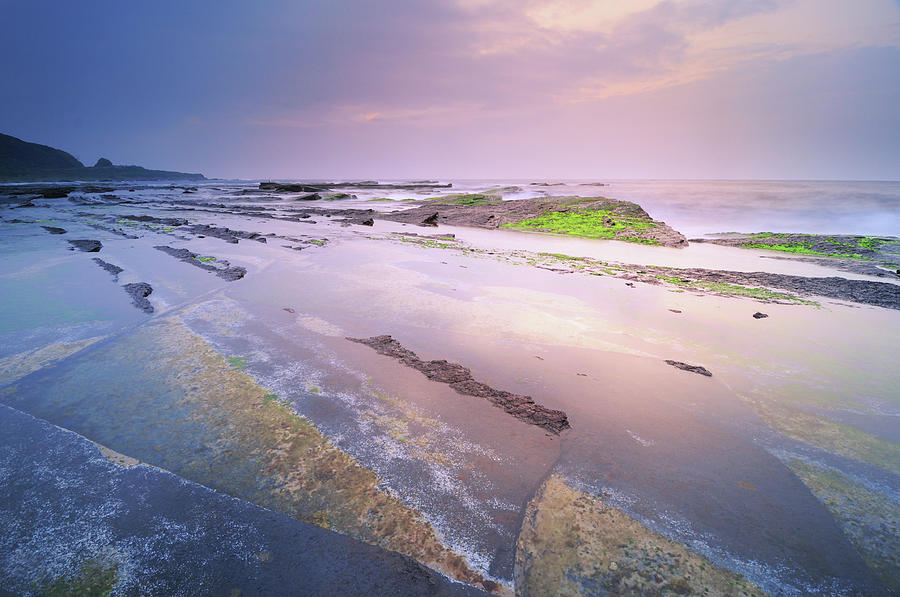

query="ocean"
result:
[444,179,900,238]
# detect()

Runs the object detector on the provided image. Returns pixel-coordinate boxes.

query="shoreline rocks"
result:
[664,360,713,377]
[67,239,102,252]
[92,258,123,281]
[153,245,246,281]
[348,335,570,434]
[122,282,154,314]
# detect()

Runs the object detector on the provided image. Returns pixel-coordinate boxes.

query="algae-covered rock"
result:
[514,475,767,597]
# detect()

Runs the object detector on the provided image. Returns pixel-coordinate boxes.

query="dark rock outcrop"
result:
[154,245,246,281]
[753,312,769,319]
[665,360,712,377]
[41,226,66,235]
[93,157,113,168]
[259,182,326,193]
[67,239,102,252]
[348,335,570,434]
[116,214,188,227]
[185,224,267,244]
[382,196,688,247]
[92,258,123,281]
[122,282,154,314]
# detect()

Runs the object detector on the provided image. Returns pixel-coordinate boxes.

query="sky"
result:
[1,0,899,180]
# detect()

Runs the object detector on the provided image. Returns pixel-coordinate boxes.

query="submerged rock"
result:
[348,335,570,433]
[40,225,66,234]
[664,360,712,377]
[68,239,102,252]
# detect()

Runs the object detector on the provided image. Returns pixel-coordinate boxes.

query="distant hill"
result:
[0,133,205,182]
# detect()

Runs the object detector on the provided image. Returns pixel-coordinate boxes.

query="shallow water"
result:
[1,180,898,594]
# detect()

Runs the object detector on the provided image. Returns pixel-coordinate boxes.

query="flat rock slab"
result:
[0,404,487,597]
[40,225,66,234]
[68,239,102,252]
[380,196,688,247]
[154,245,247,281]
[348,335,570,433]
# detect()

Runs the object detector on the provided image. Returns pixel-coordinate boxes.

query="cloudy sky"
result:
[2,0,899,179]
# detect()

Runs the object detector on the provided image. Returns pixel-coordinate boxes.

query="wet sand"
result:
[0,181,897,595]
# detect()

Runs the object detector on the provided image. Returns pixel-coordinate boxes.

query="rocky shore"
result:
[348,335,570,433]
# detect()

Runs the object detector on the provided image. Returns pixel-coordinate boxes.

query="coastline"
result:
[0,179,897,595]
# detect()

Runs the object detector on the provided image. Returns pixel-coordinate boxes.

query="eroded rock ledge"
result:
[347,335,570,434]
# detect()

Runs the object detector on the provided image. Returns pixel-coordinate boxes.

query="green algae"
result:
[226,355,248,370]
[502,208,658,244]
[741,242,867,260]
[426,193,501,205]
[3,317,495,591]
[37,558,118,597]
[653,275,817,305]
[737,234,895,260]
[788,459,899,592]
[0,337,105,386]
[398,235,458,249]
[538,253,586,261]
[194,256,217,263]
[515,475,766,597]
[750,400,900,475]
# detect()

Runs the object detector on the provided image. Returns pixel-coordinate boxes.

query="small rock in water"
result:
[668,309,682,313]
[753,312,769,319]
[361,218,374,226]
[123,282,154,314]
[283,307,296,313]
[41,225,66,234]
[68,239,102,252]
[665,359,712,377]
[420,212,439,227]
[92,258,123,281]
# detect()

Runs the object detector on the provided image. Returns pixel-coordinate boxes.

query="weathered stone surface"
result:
[92,258,123,281]
[348,335,570,433]
[122,282,154,314]
[68,239,102,252]
[154,245,246,281]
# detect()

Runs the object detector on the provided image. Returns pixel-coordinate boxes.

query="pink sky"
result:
[2,0,899,179]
